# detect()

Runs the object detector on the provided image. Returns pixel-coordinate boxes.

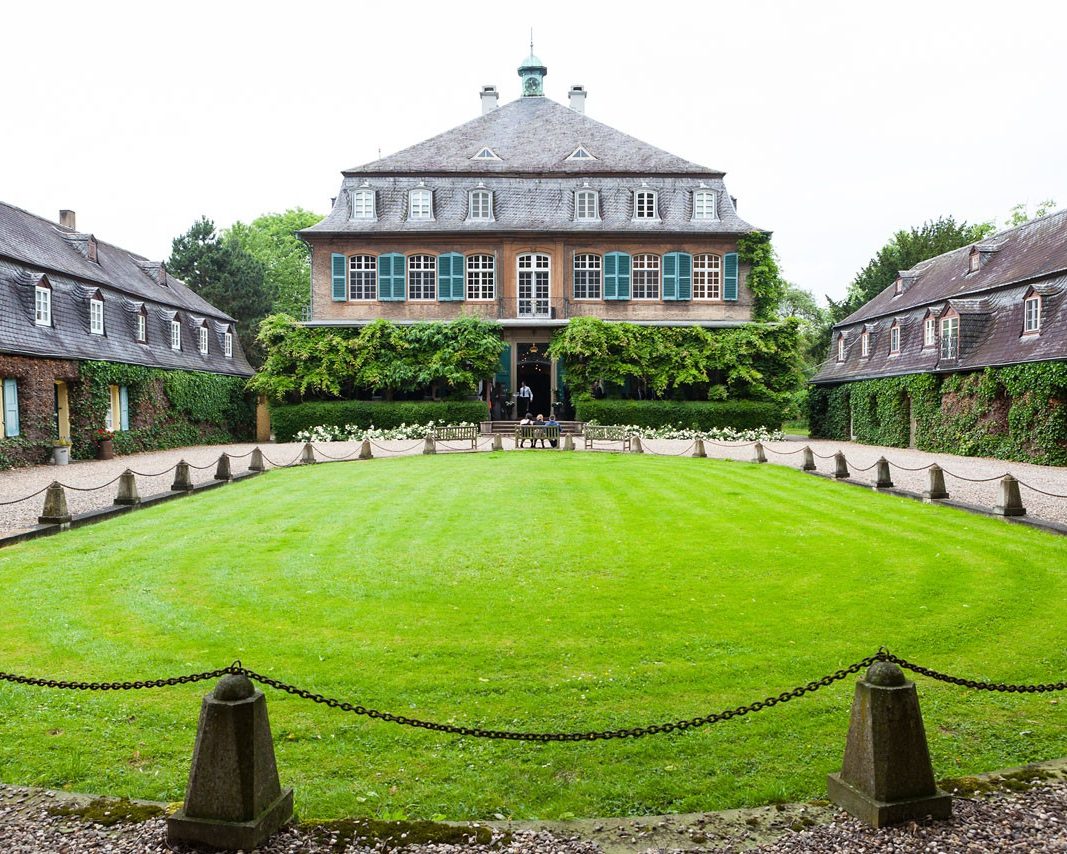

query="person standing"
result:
[518,381,533,416]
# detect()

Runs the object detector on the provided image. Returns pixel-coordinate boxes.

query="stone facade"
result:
[0,354,79,467]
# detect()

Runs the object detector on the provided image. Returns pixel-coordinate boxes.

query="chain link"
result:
[884,654,1067,693]
[0,666,235,691]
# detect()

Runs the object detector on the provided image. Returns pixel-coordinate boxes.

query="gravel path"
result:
[1,780,1065,852]
[1,436,1065,538]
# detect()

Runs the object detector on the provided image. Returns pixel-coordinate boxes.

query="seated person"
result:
[517,414,533,447]
[545,414,560,448]
[534,414,548,448]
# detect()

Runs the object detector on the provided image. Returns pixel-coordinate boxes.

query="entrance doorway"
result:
[516,342,552,418]
[53,381,70,442]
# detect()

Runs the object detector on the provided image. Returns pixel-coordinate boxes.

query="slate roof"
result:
[813,210,1067,384]
[0,202,253,377]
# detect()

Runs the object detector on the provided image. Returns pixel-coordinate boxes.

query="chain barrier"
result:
[702,439,758,448]
[311,444,362,461]
[764,445,808,456]
[59,474,127,492]
[884,654,1067,693]
[183,459,221,471]
[940,469,1009,483]
[887,460,936,472]
[638,440,697,457]
[225,449,257,459]
[435,441,482,452]
[0,483,53,507]
[127,465,179,478]
[810,449,839,459]
[259,451,305,469]
[369,440,429,455]
[845,459,880,473]
[1015,480,1067,499]
[0,665,236,691]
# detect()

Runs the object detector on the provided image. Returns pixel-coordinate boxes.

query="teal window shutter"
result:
[438,253,464,301]
[379,253,406,301]
[331,253,347,301]
[723,252,739,301]
[495,343,511,388]
[119,386,129,431]
[604,252,631,300]
[663,253,678,301]
[453,255,466,301]
[3,378,19,437]
[377,254,392,300]
[677,252,692,301]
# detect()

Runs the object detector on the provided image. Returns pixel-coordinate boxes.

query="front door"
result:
[517,253,550,318]
[516,343,552,418]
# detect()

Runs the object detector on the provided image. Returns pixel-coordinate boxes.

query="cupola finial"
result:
[518,38,547,98]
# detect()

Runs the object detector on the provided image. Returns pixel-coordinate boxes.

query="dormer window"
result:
[923,315,936,347]
[171,319,182,351]
[351,189,376,220]
[224,330,233,358]
[1024,294,1042,334]
[861,330,870,357]
[468,189,493,221]
[87,237,98,263]
[894,278,903,296]
[837,334,846,362]
[941,316,959,359]
[198,325,209,355]
[471,147,501,161]
[968,248,980,274]
[90,296,104,335]
[35,284,51,326]
[634,190,658,220]
[566,146,596,161]
[889,323,901,354]
[137,309,147,343]
[575,189,599,221]
[693,190,718,221]
[408,188,433,221]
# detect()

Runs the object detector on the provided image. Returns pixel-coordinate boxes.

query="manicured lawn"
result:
[0,453,1064,821]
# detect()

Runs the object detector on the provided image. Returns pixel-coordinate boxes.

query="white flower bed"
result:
[295,421,476,443]
[587,422,783,442]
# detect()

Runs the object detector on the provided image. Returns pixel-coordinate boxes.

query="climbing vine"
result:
[737,232,786,322]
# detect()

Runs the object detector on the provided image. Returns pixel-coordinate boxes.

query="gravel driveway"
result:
[1,437,1066,538]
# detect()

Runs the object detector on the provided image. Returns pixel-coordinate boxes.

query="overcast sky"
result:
[3,0,1065,304]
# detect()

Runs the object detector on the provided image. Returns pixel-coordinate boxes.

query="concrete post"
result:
[923,464,949,500]
[423,435,436,455]
[492,433,503,452]
[300,443,316,465]
[827,661,952,827]
[38,482,72,525]
[993,474,1026,516]
[249,448,265,472]
[833,451,849,479]
[214,453,232,482]
[802,446,816,471]
[631,435,644,454]
[562,434,575,451]
[358,438,373,460]
[167,674,294,851]
[873,457,893,490]
[114,470,140,506]
[752,441,767,463]
[692,438,706,458]
[171,461,194,492]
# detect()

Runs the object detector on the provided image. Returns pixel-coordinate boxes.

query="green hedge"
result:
[270,400,488,442]
[574,399,784,431]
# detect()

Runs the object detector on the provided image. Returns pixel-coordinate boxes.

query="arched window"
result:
[632,254,660,300]
[633,190,658,220]
[693,190,717,221]
[351,190,376,220]
[466,254,495,300]
[574,190,599,221]
[408,188,433,221]
[408,255,436,300]
[1024,294,1042,333]
[349,255,377,301]
[573,254,601,299]
[693,254,721,300]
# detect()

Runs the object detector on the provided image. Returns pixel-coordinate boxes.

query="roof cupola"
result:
[518,40,547,97]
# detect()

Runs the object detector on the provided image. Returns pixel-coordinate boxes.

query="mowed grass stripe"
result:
[0,452,1063,820]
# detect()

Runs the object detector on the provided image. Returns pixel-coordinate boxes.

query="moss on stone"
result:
[939,767,1054,797]
[302,818,504,852]
[48,796,164,826]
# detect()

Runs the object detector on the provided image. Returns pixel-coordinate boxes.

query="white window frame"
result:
[693,254,722,300]
[136,311,147,343]
[198,325,209,355]
[516,253,551,319]
[90,297,104,335]
[224,331,233,358]
[969,250,980,273]
[408,254,436,301]
[171,319,182,350]
[468,190,493,221]
[35,286,51,326]
[105,384,119,432]
[566,146,596,161]
[351,189,376,221]
[633,190,658,221]
[837,335,846,361]
[408,189,433,221]
[861,331,870,357]
[573,254,602,300]
[348,255,377,301]
[693,190,718,221]
[632,254,661,300]
[889,325,900,354]
[1024,295,1041,333]
[465,254,495,301]
[574,190,599,222]
[940,317,959,358]
[923,317,936,347]
[471,147,501,161]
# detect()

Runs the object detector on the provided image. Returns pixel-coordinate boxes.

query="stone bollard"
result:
[358,438,373,460]
[114,470,140,506]
[38,482,72,525]
[167,674,294,851]
[993,474,1026,517]
[300,443,316,465]
[923,464,949,500]
[801,446,816,472]
[873,457,894,490]
[692,437,706,458]
[171,461,194,492]
[752,441,767,463]
[563,434,575,451]
[827,660,952,827]
[249,447,265,472]
[631,435,644,454]
[214,453,232,482]
[423,435,436,455]
[833,451,849,479]
[492,433,503,452]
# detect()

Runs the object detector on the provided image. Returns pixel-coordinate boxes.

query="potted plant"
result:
[94,427,115,460]
[52,438,72,466]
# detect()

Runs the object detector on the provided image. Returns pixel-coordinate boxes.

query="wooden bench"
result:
[583,424,632,451]
[432,425,479,450]
[515,425,561,448]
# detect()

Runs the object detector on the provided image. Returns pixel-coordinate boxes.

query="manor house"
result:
[300,53,763,416]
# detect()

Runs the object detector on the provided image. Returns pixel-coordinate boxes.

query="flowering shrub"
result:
[93,428,115,443]
[587,422,783,442]
[294,421,477,443]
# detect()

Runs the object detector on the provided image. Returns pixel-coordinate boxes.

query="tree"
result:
[1005,199,1056,228]
[167,217,272,366]
[778,283,830,374]
[224,209,322,317]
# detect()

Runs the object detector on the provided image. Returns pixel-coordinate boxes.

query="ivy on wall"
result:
[808,363,1067,465]
[737,232,786,323]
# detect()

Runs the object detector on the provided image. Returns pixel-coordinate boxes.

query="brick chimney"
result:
[59,210,76,230]
[480,85,498,115]
[568,85,586,114]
